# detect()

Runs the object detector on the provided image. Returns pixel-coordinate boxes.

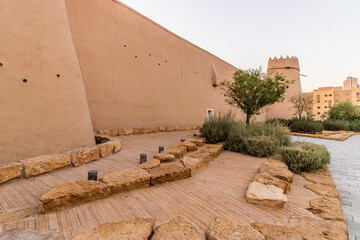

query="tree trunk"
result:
[246,114,251,125]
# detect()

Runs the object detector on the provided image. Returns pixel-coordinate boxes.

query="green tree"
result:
[221,67,291,124]
[327,101,360,121]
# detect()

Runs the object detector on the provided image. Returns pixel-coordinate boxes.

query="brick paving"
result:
[292,135,360,240]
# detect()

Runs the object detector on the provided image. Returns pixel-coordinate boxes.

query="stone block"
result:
[70,146,99,167]
[301,172,335,186]
[98,130,110,135]
[148,164,191,185]
[0,162,23,184]
[152,216,202,240]
[246,182,287,208]
[109,130,119,136]
[200,144,224,157]
[134,128,151,134]
[186,137,206,146]
[206,217,265,240]
[139,158,160,170]
[189,152,214,165]
[159,127,166,132]
[180,141,197,152]
[254,171,291,193]
[154,153,176,163]
[0,229,65,240]
[21,154,70,178]
[304,183,339,199]
[120,128,134,135]
[73,218,155,240]
[258,159,293,183]
[98,142,114,157]
[164,145,187,158]
[41,180,110,212]
[251,222,306,240]
[308,197,346,222]
[181,157,205,176]
[111,139,122,153]
[100,167,151,194]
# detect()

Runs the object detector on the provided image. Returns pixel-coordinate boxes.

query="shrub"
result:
[327,101,360,121]
[225,122,291,157]
[323,119,350,131]
[266,118,298,127]
[279,142,330,173]
[200,111,235,144]
[290,120,324,134]
[349,121,360,132]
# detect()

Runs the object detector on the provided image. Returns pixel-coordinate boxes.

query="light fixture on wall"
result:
[159,146,164,153]
[88,170,98,181]
[140,154,147,164]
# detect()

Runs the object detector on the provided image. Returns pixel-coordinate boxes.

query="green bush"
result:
[266,118,298,127]
[349,121,360,132]
[290,120,324,134]
[328,101,360,121]
[279,142,330,173]
[323,119,350,131]
[225,122,291,157]
[200,111,235,144]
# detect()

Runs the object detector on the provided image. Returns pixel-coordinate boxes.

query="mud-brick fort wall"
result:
[0,0,95,163]
[65,0,249,131]
[266,56,303,119]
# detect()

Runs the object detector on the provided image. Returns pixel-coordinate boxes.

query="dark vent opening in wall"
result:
[124,45,127,47]
[0,63,3,67]
[56,74,60,77]
[23,79,28,83]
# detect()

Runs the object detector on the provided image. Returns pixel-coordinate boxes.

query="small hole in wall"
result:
[124,45,127,47]
[165,60,167,63]
[286,86,289,89]
[149,54,151,56]
[135,56,137,58]
[0,63,3,67]
[158,63,161,66]
[56,74,60,77]
[23,79,28,83]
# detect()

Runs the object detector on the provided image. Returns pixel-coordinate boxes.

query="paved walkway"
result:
[292,135,360,240]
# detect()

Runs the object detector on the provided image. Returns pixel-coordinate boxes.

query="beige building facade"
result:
[304,77,360,120]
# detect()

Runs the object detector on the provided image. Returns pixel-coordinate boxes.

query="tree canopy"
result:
[221,67,291,124]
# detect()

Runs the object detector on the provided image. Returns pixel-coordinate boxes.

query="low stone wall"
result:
[40,138,225,212]
[95,125,201,136]
[289,130,359,141]
[0,136,122,184]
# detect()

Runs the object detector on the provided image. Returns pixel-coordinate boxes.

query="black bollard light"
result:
[88,170,98,181]
[181,139,185,142]
[193,133,197,137]
[159,146,165,153]
[140,153,147,164]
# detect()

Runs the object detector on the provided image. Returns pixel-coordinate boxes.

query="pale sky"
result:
[120,0,360,92]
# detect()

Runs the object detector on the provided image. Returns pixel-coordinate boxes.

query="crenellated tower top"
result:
[267,55,300,71]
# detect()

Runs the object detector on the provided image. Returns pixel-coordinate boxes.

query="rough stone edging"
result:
[288,131,359,141]
[0,135,122,185]
[95,125,201,136]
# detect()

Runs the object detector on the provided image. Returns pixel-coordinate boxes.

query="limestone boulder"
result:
[73,218,155,240]
[289,214,348,240]
[0,162,23,184]
[41,180,110,212]
[164,145,188,158]
[111,139,122,153]
[134,128,151,134]
[98,142,114,157]
[200,144,224,157]
[154,153,176,162]
[120,128,134,135]
[245,182,287,208]
[189,152,214,165]
[159,127,166,132]
[301,172,335,186]
[70,146,99,167]
[139,158,160,170]
[206,217,265,240]
[186,137,206,146]
[0,229,65,240]
[100,167,151,194]
[152,216,202,240]
[98,130,110,135]
[304,183,339,199]
[21,154,70,178]
[181,156,205,175]
[180,141,197,152]
[109,130,119,136]
[258,159,293,183]
[148,164,191,185]
[308,197,346,222]
[254,171,290,193]
[251,222,306,240]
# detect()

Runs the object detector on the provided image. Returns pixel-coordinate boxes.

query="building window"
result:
[329,100,332,106]
[325,94,328,97]
[329,94,332,96]
[317,112,321,115]
[317,107,321,109]
[324,106,328,108]
[324,100,327,103]
[317,95,320,103]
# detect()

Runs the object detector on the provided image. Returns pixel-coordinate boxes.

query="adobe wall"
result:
[64,0,257,130]
[0,0,95,163]
[266,56,303,120]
